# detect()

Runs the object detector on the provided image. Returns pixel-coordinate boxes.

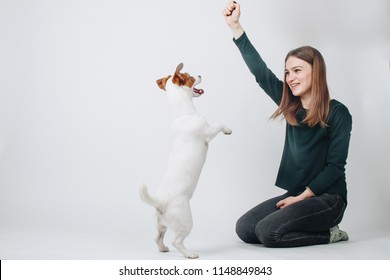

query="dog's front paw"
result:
[223,127,232,135]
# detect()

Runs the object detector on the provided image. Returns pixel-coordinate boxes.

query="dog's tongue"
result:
[194,87,204,95]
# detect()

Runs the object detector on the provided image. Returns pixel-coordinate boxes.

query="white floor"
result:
[1,226,389,260]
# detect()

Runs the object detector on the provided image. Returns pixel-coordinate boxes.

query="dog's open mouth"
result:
[193,78,204,95]
[193,87,204,95]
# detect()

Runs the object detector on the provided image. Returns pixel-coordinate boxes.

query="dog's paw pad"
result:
[159,246,169,252]
[224,128,232,135]
[186,252,199,259]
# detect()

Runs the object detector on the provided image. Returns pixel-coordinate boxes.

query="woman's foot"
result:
[329,225,349,243]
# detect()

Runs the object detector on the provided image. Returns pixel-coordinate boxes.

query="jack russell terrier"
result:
[139,63,232,259]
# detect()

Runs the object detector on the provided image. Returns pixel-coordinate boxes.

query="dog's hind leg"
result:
[172,231,198,259]
[155,213,169,252]
[170,203,198,259]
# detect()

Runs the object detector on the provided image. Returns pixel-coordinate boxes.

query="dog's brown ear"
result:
[172,63,185,86]
[156,75,172,91]
[175,63,183,74]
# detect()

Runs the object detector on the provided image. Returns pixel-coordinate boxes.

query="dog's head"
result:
[156,63,204,97]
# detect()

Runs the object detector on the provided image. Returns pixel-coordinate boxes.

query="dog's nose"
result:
[198,75,201,79]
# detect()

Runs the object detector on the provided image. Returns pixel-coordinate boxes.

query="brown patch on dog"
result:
[157,63,196,91]
[172,63,196,88]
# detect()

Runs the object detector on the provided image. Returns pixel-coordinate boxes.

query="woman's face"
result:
[285,56,313,106]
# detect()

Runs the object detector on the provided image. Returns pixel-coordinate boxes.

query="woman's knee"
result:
[255,221,279,247]
[235,217,260,244]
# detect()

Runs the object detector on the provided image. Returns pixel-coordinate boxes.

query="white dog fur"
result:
[139,63,232,258]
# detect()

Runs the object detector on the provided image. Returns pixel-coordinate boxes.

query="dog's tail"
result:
[139,183,160,209]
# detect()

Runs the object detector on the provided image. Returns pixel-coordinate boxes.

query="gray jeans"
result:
[235,192,347,247]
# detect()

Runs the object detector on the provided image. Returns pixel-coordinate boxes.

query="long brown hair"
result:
[271,46,330,127]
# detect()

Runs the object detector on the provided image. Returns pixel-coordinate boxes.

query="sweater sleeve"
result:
[233,32,283,105]
[308,103,352,195]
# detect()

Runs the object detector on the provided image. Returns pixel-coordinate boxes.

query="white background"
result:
[0,0,389,259]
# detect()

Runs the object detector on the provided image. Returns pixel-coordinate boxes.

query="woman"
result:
[223,1,352,247]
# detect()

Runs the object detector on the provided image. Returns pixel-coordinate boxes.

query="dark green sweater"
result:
[234,32,352,203]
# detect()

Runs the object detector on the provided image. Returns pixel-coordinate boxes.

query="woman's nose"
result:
[288,73,296,82]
